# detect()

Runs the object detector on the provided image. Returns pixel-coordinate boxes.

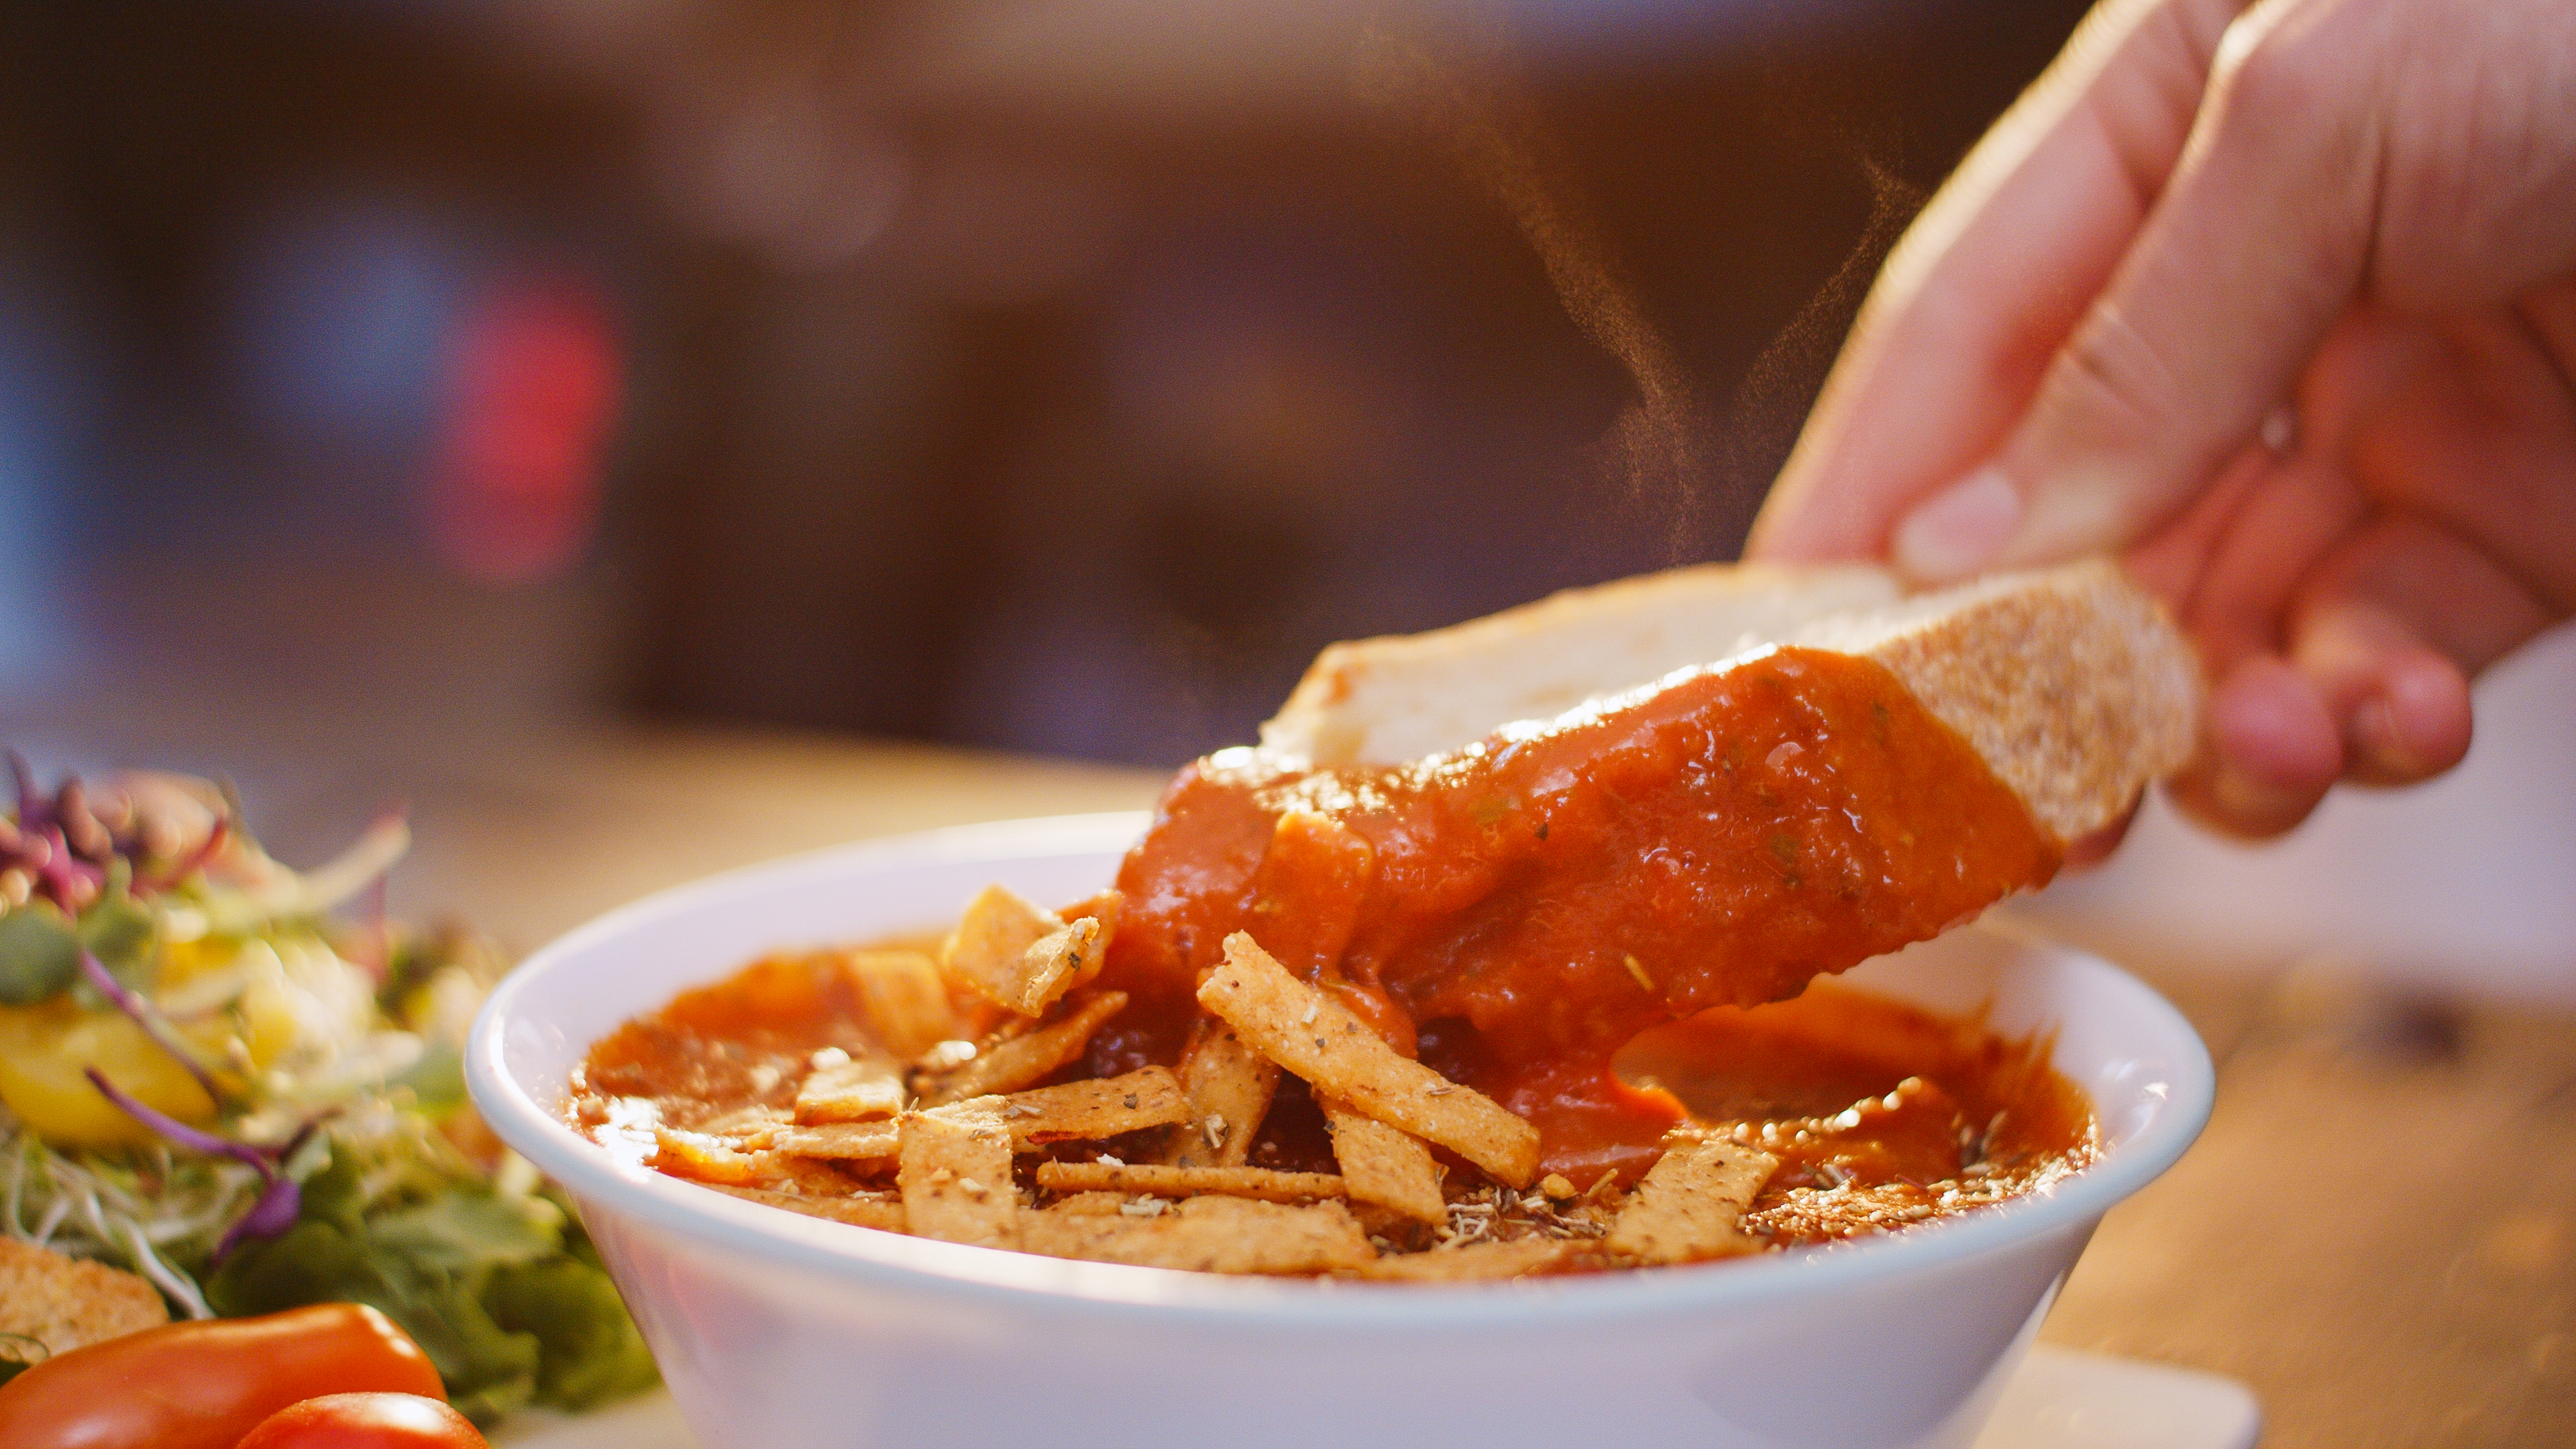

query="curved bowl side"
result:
[468,814,2212,1449]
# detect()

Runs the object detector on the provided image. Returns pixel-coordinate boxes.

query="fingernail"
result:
[2179,759,2321,841]
[2347,690,2455,784]
[2348,695,2406,777]
[1892,466,2021,581]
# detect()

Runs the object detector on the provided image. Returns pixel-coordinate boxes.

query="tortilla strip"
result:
[943,884,1095,1016]
[916,991,1129,1106]
[1604,1138,1777,1265]
[1053,890,1122,991]
[841,949,957,1059]
[1320,1097,1446,1224]
[898,1110,1020,1249]
[1020,1196,1374,1274]
[771,1119,899,1163]
[1017,916,1107,1017]
[794,1053,906,1124]
[774,1068,1181,1164]
[1034,1162,1346,1203]
[650,1128,777,1185]
[690,1104,790,1144]
[703,1184,906,1232]
[1197,934,1541,1187]
[1045,1191,1130,1217]
[1000,1067,1188,1143]
[1157,1017,1280,1169]
[1354,1238,1578,1282]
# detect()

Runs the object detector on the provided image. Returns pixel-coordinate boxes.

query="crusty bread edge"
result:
[1260,557,2203,845]
[1796,559,2204,842]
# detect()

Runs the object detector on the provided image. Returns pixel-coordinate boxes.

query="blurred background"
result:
[0,0,2567,994]
[0,0,2089,761]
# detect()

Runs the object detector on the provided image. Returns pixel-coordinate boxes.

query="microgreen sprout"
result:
[81,1068,324,1264]
[2,752,227,916]
[77,948,226,1108]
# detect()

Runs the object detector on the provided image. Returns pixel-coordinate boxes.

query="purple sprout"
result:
[84,1067,324,1263]
[0,754,99,903]
[5,753,230,912]
[8,751,44,828]
[78,947,227,1108]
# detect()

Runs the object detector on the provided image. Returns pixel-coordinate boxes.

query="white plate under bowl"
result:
[469,814,2216,1449]
[494,1346,2262,1449]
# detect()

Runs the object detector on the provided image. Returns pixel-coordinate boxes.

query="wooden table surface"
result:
[7,708,2567,1448]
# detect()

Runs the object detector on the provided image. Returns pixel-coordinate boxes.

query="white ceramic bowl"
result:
[468,813,2212,1449]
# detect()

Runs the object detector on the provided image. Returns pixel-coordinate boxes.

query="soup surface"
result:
[576,965,2098,1261]
[572,644,2094,1279]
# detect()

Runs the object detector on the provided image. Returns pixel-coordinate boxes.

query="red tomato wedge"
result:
[0,1303,445,1449]
[234,1393,488,1448]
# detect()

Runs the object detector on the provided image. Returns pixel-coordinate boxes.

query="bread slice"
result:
[1260,562,1900,769]
[0,1238,169,1358]
[1259,558,2201,844]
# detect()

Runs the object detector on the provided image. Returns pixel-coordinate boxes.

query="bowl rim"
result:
[468,812,2214,1332]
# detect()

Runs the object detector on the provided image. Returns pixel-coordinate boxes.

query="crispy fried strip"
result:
[1044,1191,1131,1218]
[1197,934,1541,1187]
[794,1055,906,1124]
[898,1110,1019,1249]
[1012,916,1106,1018]
[1603,1138,1777,1265]
[703,1184,907,1232]
[1055,890,1122,991]
[650,1128,776,1185]
[941,884,1083,1016]
[1001,1067,1188,1142]
[771,1120,900,1162]
[650,1130,873,1195]
[1033,1162,1346,1203]
[774,1067,1181,1163]
[1158,1017,1281,1168]
[1354,1238,1579,1282]
[1020,1196,1374,1274]
[840,949,957,1059]
[916,991,1129,1106]
[1320,1097,1446,1224]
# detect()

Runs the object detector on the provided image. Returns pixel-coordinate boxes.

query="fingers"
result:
[2169,514,2555,835]
[2166,655,2343,838]
[2160,307,2405,667]
[2347,307,2576,615]
[1892,0,2386,582]
[1746,0,2247,562]
[2287,516,2553,775]
[2519,278,2576,393]
[2119,434,2273,609]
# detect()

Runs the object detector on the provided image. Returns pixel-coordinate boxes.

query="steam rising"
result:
[1356,24,1925,563]
[1722,158,1923,513]
[1353,23,1709,561]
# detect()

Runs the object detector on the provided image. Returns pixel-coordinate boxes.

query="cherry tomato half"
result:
[234,1393,488,1449]
[0,1303,446,1449]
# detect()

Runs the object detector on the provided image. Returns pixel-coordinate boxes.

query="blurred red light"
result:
[423,274,623,584]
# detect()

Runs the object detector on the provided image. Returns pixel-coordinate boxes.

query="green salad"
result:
[0,761,655,1421]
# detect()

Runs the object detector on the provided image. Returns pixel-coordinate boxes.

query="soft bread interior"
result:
[1259,559,2202,844]
[1258,562,1901,767]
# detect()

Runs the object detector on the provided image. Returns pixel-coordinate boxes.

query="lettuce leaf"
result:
[483,1254,661,1410]
[206,1144,657,1424]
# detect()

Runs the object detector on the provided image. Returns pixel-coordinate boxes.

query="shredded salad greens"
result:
[0,761,656,1421]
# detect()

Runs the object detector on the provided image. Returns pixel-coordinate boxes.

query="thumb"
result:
[1891,0,2377,580]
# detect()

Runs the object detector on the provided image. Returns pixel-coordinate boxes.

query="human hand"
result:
[1746,0,2576,837]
